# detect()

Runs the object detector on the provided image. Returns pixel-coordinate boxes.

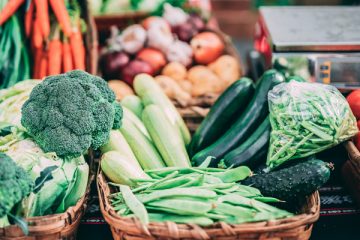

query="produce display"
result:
[0,70,119,231]
[347,89,360,151]
[100,4,241,105]
[0,0,88,82]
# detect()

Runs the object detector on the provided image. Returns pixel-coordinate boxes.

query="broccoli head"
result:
[21,70,123,159]
[0,153,34,222]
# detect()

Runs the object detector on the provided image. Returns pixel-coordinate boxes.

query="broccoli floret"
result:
[21,70,123,159]
[0,153,34,227]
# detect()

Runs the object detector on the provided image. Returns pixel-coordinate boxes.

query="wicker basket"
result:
[98,170,320,240]
[342,141,360,207]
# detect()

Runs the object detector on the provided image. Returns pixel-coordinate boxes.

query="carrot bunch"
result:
[0,0,86,79]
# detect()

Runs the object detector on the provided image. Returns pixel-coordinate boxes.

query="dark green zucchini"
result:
[242,159,331,201]
[222,116,270,168]
[188,78,255,157]
[192,70,285,167]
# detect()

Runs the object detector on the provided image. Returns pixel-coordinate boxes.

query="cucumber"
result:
[242,159,331,201]
[121,95,144,118]
[142,105,190,168]
[134,74,191,146]
[188,78,254,157]
[222,116,270,168]
[120,117,165,170]
[192,70,285,166]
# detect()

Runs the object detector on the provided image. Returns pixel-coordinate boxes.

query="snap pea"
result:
[149,213,214,226]
[147,199,213,215]
[212,166,252,183]
[120,185,149,225]
[212,203,254,219]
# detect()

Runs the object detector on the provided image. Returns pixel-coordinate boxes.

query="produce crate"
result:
[342,141,360,207]
[97,170,320,240]
[0,153,95,240]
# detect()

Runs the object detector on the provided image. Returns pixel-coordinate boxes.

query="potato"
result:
[187,66,223,97]
[162,62,187,81]
[178,80,192,93]
[208,55,241,87]
[154,75,192,105]
[108,80,134,100]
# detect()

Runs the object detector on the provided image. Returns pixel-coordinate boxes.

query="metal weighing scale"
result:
[257,6,360,90]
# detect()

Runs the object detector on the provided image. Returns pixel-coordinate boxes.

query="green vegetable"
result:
[267,81,358,169]
[142,105,190,168]
[133,74,191,146]
[101,151,150,186]
[192,70,285,167]
[100,130,141,169]
[189,78,254,157]
[243,159,331,201]
[148,213,213,226]
[222,116,270,168]
[0,153,34,227]
[121,95,144,118]
[21,70,123,159]
[120,117,165,170]
[123,107,151,140]
[120,185,149,225]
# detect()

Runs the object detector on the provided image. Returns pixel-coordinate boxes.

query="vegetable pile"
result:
[267,81,357,169]
[0,70,119,231]
[0,0,88,81]
[100,4,241,105]
[346,90,360,151]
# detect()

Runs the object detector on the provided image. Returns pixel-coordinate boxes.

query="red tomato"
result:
[136,48,167,73]
[190,32,224,64]
[347,90,360,119]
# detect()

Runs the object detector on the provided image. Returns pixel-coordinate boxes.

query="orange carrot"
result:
[32,18,43,48]
[24,1,34,37]
[32,47,43,79]
[0,0,25,25]
[70,28,85,70]
[49,0,72,36]
[35,0,50,38]
[48,30,62,75]
[39,50,48,79]
[62,38,73,72]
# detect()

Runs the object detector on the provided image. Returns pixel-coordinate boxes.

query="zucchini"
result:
[134,74,191,146]
[120,117,165,170]
[121,95,144,118]
[123,107,151,140]
[142,105,190,168]
[242,159,331,201]
[222,116,270,168]
[188,78,254,157]
[100,130,142,170]
[192,70,285,166]
[101,151,150,186]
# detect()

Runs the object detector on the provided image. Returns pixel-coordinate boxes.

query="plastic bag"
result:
[267,81,358,169]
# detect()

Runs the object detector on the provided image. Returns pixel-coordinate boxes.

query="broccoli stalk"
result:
[0,153,34,228]
[21,70,123,159]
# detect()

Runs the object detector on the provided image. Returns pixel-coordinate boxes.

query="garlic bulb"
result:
[119,24,147,54]
[163,3,189,26]
[165,40,193,67]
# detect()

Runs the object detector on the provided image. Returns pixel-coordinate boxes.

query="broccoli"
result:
[0,152,34,227]
[21,70,123,159]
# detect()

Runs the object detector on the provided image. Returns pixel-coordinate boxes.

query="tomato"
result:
[190,32,224,64]
[347,90,360,119]
[137,48,167,73]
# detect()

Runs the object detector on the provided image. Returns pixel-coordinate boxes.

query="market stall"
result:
[0,1,359,240]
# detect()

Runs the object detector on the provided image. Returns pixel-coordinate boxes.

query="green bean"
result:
[178,174,204,187]
[252,196,283,203]
[212,203,254,219]
[136,188,217,203]
[149,213,214,226]
[132,171,179,193]
[147,199,213,215]
[150,175,193,190]
[212,166,252,183]
[120,185,149,225]
[203,175,223,184]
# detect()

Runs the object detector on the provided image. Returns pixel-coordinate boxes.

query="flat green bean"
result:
[120,185,149,225]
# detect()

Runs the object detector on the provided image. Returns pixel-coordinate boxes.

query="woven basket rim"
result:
[97,169,320,239]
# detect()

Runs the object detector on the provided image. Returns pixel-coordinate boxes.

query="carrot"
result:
[48,41,62,75]
[35,0,50,38]
[32,47,42,79]
[32,18,43,48]
[0,0,25,25]
[49,0,72,36]
[39,50,48,79]
[24,1,34,37]
[62,38,73,72]
[70,28,85,70]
